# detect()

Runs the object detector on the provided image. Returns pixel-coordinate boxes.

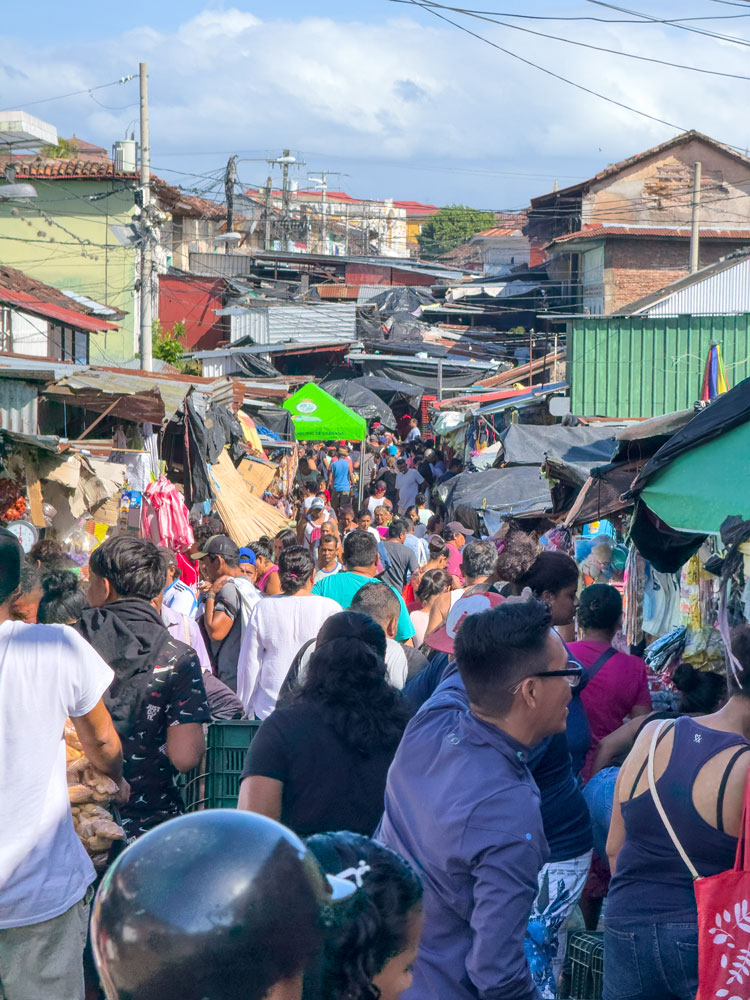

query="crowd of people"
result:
[1,422,747,1000]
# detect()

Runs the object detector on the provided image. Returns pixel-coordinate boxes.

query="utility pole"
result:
[224,155,237,254]
[138,61,153,372]
[263,176,272,251]
[690,160,702,274]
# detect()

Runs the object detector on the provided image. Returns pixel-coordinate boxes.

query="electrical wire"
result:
[394,0,750,79]
[387,0,724,143]
[583,0,750,46]
[427,4,750,21]
[0,76,136,115]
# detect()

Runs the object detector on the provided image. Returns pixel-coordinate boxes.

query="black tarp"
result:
[444,466,552,518]
[500,423,619,475]
[363,361,486,392]
[367,286,435,315]
[628,377,750,495]
[242,405,295,440]
[348,375,423,409]
[321,379,397,428]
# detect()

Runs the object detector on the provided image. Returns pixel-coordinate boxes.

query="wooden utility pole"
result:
[224,155,237,254]
[139,61,152,372]
[690,160,702,274]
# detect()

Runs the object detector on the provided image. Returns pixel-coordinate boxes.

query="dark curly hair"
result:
[577,583,622,631]
[304,832,423,1000]
[278,545,315,595]
[38,570,86,624]
[297,612,410,756]
[516,551,579,598]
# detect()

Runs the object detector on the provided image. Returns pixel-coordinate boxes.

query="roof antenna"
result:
[553,179,559,192]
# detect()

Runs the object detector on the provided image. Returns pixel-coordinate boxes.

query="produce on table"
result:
[64,720,125,862]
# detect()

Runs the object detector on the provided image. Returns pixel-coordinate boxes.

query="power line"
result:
[398,0,750,80]
[388,0,718,142]
[0,76,136,115]
[583,0,750,47]
[433,4,750,21]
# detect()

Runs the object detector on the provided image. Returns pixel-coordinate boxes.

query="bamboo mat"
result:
[209,449,290,543]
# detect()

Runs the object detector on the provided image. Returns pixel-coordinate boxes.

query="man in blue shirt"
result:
[327,447,353,511]
[377,600,577,1000]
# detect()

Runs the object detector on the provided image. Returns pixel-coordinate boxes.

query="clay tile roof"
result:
[5,154,137,180]
[547,224,750,247]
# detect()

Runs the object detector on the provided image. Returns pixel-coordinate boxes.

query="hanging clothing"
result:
[140,475,194,552]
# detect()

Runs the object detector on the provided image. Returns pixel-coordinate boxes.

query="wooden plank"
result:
[25,464,46,528]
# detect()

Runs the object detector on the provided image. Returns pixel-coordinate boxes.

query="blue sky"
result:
[1,2,749,209]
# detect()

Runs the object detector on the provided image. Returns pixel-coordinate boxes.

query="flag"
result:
[700,342,729,402]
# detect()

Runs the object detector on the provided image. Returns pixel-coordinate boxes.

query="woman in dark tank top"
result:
[603,625,750,1000]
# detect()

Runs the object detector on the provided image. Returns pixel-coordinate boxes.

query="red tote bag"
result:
[648,720,750,1000]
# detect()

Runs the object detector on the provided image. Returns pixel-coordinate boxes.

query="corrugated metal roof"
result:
[0,379,38,434]
[61,290,121,318]
[44,370,196,423]
[620,253,750,317]
[0,355,84,381]
[316,284,360,299]
[229,304,357,346]
[0,287,118,331]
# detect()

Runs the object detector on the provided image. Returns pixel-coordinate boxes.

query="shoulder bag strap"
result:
[734,765,750,872]
[586,646,618,681]
[647,718,701,882]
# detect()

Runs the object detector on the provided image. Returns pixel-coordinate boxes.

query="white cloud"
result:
[1,6,748,205]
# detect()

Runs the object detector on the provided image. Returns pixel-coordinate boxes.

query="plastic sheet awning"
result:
[444,465,552,518]
[500,423,620,475]
[321,379,397,429]
[282,382,367,442]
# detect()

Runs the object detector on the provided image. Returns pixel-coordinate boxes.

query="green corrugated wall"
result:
[568,314,750,417]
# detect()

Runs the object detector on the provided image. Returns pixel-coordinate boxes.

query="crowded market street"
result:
[3,4,750,1000]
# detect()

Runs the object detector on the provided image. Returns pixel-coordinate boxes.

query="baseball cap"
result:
[0,526,22,595]
[374,482,386,493]
[310,497,326,511]
[193,534,240,561]
[238,547,256,566]
[387,445,398,456]
[425,591,505,653]
[446,521,474,536]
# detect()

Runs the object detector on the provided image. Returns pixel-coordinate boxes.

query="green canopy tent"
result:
[283,382,368,505]
[639,420,750,535]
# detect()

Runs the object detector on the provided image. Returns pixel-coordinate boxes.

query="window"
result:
[0,308,11,352]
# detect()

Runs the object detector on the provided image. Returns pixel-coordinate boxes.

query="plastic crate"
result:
[565,931,604,1000]
[182,720,261,811]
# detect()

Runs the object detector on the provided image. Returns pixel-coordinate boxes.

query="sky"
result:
[1,1,750,211]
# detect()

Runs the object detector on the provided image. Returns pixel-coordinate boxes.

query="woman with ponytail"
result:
[238,612,410,836]
[304,832,423,1000]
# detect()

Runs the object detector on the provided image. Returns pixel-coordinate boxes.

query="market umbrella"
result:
[700,342,729,402]
[321,379,397,429]
[638,419,750,535]
[282,383,367,442]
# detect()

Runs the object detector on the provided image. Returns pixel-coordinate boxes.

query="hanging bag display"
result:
[648,719,750,1000]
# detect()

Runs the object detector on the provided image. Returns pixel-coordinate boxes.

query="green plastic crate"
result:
[182,720,261,811]
[565,931,603,1000]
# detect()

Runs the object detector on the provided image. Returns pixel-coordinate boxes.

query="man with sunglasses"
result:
[378,597,579,1000]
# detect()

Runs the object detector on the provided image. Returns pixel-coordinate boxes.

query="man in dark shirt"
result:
[377,600,578,1000]
[379,518,418,592]
[195,534,255,691]
[77,536,209,840]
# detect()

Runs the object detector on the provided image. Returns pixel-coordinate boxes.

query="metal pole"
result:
[321,174,327,253]
[437,358,444,402]
[224,155,237,254]
[553,331,559,382]
[264,175,272,251]
[139,62,153,372]
[690,160,702,274]
[281,149,290,251]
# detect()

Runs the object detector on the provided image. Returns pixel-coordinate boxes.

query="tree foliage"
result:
[417,204,495,258]
[152,319,187,367]
[40,137,79,160]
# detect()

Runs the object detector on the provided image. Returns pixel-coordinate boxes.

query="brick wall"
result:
[604,237,750,312]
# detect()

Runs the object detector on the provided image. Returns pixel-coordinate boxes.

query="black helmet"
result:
[91,810,355,1000]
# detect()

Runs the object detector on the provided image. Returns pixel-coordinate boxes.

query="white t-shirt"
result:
[367,495,387,517]
[0,621,114,929]
[297,635,407,691]
[396,468,424,512]
[237,594,342,720]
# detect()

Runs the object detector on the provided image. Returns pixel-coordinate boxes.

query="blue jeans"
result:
[603,922,698,1000]
[583,767,619,861]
